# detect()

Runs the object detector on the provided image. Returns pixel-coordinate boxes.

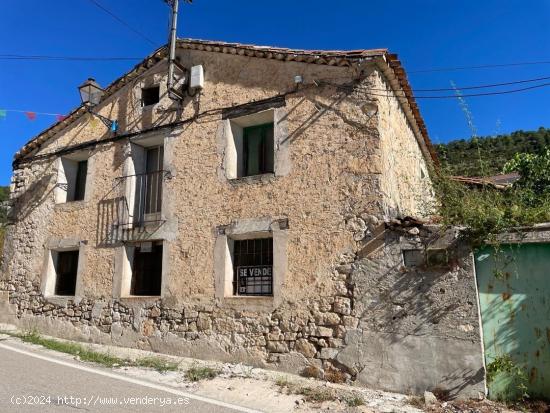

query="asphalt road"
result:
[0,338,254,413]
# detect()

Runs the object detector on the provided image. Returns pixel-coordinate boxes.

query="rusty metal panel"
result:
[475,243,550,400]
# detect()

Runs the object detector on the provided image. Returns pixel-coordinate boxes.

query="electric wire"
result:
[2,53,550,74]
[368,82,550,99]
[409,60,550,74]
[86,0,158,46]
[372,75,550,92]
[0,54,142,61]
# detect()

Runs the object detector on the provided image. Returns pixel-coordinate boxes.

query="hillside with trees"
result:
[435,127,550,177]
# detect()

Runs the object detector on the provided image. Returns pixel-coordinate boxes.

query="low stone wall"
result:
[0,252,358,380]
[0,221,485,398]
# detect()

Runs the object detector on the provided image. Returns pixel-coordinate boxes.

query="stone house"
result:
[1,40,485,396]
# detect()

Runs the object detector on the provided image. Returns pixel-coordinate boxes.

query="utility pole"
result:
[164,0,191,101]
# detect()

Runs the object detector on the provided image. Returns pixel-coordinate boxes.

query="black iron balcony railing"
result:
[115,170,169,228]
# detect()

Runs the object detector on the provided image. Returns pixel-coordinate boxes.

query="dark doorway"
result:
[131,243,163,296]
[55,250,79,296]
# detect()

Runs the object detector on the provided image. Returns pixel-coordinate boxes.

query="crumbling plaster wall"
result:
[337,224,485,398]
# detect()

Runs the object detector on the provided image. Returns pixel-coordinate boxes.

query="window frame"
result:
[42,242,85,300]
[242,123,275,177]
[54,250,80,296]
[73,160,88,202]
[221,106,290,181]
[130,242,163,296]
[121,137,166,228]
[141,86,160,107]
[55,153,91,204]
[232,237,274,296]
[213,217,288,307]
[115,240,165,298]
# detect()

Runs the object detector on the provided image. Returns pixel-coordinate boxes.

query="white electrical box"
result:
[190,65,204,89]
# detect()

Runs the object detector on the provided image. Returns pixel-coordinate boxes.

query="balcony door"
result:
[142,146,163,222]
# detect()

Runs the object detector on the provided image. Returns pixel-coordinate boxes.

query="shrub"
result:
[184,364,219,382]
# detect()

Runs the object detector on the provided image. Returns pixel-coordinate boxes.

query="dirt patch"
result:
[424,397,550,413]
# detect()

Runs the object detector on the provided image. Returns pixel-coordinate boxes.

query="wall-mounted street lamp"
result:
[78,78,118,132]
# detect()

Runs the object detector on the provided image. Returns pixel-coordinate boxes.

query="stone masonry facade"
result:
[0,41,485,397]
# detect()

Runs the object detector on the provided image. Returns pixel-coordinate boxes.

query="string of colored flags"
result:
[0,109,67,122]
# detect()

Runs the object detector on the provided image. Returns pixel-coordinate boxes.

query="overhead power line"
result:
[368,82,550,99]
[325,75,550,93]
[0,54,142,61]
[408,60,550,74]
[404,75,550,92]
[86,0,158,46]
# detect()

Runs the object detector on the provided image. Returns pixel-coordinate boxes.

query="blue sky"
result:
[1,0,549,184]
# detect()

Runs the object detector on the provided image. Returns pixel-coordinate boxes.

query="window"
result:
[130,242,162,296]
[56,157,89,203]
[233,238,273,296]
[73,160,88,201]
[142,86,160,107]
[402,249,424,267]
[54,250,79,296]
[214,217,288,302]
[242,123,274,176]
[223,107,286,180]
[144,146,163,215]
[122,142,165,228]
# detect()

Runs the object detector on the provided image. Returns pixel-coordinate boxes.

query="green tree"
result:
[436,127,550,177]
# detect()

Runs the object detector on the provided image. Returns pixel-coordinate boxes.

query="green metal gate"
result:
[475,243,550,400]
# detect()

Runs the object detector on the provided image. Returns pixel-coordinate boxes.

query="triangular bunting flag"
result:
[0,110,6,119]
[90,118,99,128]
[25,112,37,121]
[56,114,67,122]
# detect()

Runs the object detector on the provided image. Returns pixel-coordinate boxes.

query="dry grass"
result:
[301,365,323,379]
[184,364,219,382]
[324,367,347,384]
[4,330,178,373]
[134,356,179,372]
[407,395,425,409]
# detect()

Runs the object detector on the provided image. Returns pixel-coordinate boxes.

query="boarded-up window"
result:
[402,249,424,268]
[55,250,79,296]
[233,238,273,296]
[131,242,162,296]
[243,123,274,176]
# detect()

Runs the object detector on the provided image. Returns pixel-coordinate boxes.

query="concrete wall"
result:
[0,47,456,395]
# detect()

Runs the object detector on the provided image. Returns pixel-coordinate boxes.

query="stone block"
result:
[333,297,351,315]
[319,348,339,359]
[267,340,289,353]
[314,326,333,337]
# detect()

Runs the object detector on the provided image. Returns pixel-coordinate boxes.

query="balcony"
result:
[118,170,167,228]
[97,170,169,245]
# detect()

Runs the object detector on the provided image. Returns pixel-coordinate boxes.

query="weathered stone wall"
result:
[374,71,434,218]
[0,47,456,394]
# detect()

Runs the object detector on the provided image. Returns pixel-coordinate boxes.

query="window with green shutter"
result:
[243,123,274,177]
